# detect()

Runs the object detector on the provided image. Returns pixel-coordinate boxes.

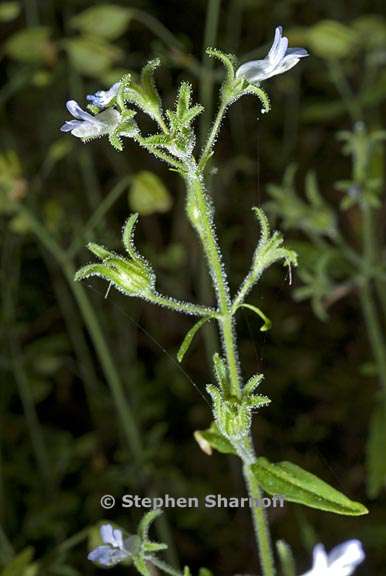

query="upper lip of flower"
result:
[301,540,365,576]
[60,100,121,139]
[86,82,121,109]
[236,25,309,83]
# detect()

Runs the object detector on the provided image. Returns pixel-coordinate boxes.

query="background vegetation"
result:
[1,0,386,574]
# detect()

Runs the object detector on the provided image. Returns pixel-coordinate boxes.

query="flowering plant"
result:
[62,26,367,576]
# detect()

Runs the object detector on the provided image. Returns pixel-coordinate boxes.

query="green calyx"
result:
[75,213,155,298]
[207,355,270,442]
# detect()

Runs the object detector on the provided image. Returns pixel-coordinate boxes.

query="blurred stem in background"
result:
[16,198,179,566]
[2,235,52,493]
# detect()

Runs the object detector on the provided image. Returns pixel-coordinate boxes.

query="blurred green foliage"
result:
[1,1,386,575]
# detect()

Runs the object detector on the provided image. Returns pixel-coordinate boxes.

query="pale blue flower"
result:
[301,540,365,576]
[236,26,308,84]
[88,524,130,567]
[87,82,121,109]
[60,100,121,140]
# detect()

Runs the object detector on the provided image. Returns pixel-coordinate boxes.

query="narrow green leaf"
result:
[122,213,140,260]
[177,316,212,362]
[238,303,272,331]
[252,458,368,515]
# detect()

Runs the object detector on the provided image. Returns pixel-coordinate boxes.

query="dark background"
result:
[1,0,386,574]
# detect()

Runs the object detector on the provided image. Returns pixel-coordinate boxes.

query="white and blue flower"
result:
[301,540,365,576]
[60,100,121,140]
[86,82,121,109]
[88,524,130,568]
[236,26,308,84]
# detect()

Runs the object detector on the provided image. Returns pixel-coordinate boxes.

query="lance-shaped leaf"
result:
[194,422,236,456]
[177,316,213,362]
[251,458,368,515]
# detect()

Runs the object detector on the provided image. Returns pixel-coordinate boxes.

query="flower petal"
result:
[100,524,115,545]
[60,120,81,133]
[273,54,303,76]
[66,100,93,121]
[236,59,271,82]
[268,26,283,63]
[286,47,309,58]
[88,545,128,567]
[328,540,365,576]
[272,34,289,67]
[86,82,120,108]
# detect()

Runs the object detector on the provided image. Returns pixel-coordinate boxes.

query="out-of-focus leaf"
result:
[308,21,359,59]
[367,401,386,498]
[70,5,132,40]
[5,27,56,64]
[64,36,122,78]
[0,2,20,22]
[129,171,172,215]
[276,540,296,576]
[252,458,368,515]
[9,211,31,234]
[353,15,386,50]
[1,547,34,576]
[43,140,73,175]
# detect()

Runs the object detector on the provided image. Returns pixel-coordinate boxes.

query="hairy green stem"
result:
[152,293,217,317]
[185,163,275,575]
[147,556,183,576]
[243,465,276,576]
[199,101,228,169]
[199,0,221,150]
[186,165,240,397]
